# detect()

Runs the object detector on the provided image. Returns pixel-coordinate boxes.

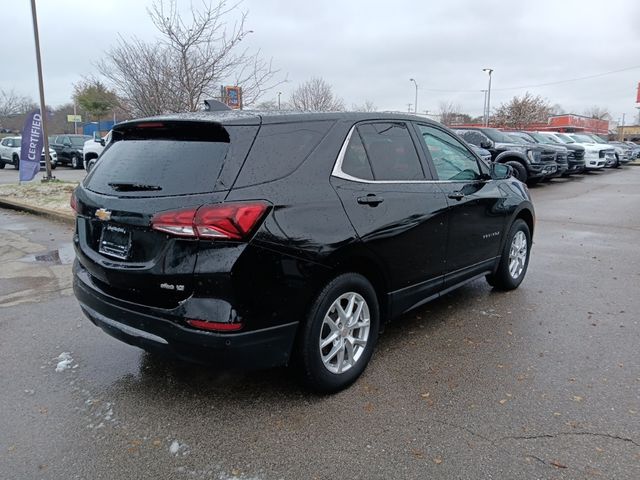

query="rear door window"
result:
[84,122,258,197]
[357,122,424,181]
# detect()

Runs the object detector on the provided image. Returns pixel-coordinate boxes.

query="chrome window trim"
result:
[331,123,483,185]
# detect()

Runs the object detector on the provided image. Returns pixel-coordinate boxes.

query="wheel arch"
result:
[325,250,391,322]
[495,151,527,166]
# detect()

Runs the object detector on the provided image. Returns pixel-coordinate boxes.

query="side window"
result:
[417,125,481,181]
[457,130,486,147]
[341,131,374,180]
[357,122,424,181]
[234,121,333,188]
[2,139,10,147]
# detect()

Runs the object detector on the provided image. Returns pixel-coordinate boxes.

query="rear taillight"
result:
[70,191,78,214]
[151,202,269,240]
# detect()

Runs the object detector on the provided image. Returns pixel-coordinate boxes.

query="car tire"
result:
[71,154,80,169]
[295,273,380,393]
[0,161,5,169]
[486,219,531,291]
[13,155,19,170]
[50,161,57,170]
[505,161,528,183]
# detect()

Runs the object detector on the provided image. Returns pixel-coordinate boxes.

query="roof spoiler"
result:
[204,99,231,112]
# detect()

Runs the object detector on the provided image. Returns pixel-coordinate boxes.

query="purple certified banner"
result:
[19,109,44,182]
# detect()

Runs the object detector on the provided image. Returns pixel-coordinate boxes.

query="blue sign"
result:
[19,109,43,182]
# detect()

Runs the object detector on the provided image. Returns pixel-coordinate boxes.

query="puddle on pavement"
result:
[24,243,75,265]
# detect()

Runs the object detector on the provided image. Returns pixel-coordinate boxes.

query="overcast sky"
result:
[4,0,640,122]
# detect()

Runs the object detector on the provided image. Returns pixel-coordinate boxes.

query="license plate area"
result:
[99,224,132,260]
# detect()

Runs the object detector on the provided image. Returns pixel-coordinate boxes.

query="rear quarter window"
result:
[233,121,334,188]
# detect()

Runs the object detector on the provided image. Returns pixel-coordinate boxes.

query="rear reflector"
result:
[151,201,269,240]
[187,319,243,332]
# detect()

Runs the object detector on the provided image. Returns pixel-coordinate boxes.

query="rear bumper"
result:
[73,262,298,369]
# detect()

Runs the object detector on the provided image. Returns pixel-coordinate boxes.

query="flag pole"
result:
[29,0,53,181]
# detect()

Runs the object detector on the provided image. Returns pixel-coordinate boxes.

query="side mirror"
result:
[491,162,512,180]
[63,141,72,147]
[480,140,493,149]
[100,139,105,147]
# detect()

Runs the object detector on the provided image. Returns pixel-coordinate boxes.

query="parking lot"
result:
[0,166,86,185]
[1,167,639,479]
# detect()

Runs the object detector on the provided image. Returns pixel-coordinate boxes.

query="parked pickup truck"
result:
[83,131,112,172]
[452,127,557,184]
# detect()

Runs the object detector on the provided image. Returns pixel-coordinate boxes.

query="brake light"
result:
[187,319,243,332]
[70,191,78,214]
[135,122,165,128]
[151,202,269,240]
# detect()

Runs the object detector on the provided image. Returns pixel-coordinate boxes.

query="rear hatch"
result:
[74,119,259,308]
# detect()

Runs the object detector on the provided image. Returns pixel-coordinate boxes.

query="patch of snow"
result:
[55,352,73,372]
[169,440,181,455]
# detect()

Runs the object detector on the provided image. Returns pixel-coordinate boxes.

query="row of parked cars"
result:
[0,134,92,170]
[455,126,639,184]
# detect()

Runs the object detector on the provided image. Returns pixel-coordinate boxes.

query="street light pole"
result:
[481,90,488,126]
[277,92,282,110]
[409,78,418,114]
[483,68,493,126]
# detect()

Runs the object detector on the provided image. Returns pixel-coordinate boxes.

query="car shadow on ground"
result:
[102,278,502,404]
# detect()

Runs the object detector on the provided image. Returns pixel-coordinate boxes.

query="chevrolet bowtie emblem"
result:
[95,208,112,221]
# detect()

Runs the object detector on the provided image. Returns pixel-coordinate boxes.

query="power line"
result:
[417,65,640,94]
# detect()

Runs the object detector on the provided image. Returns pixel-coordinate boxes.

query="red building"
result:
[544,114,609,135]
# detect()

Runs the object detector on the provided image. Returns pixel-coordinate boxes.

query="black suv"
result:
[49,134,91,169]
[72,112,535,392]
[453,127,557,184]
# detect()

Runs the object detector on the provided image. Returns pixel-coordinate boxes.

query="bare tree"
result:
[492,92,552,129]
[98,0,284,116]
[584,106,611,120]
[351,100,377,112]
[438,101,471,126]
[0,89,37,118]
[289,78,344,112]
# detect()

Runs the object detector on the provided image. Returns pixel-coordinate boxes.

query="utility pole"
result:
[30,0,53,181]
[277,92,282,110]
[409,78,418,114]
[407,103,413,113]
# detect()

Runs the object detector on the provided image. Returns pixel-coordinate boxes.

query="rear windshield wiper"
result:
[108,182,162,192]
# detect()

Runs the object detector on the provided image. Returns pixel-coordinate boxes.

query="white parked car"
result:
[83,131,111,172]
[568,134,619,168]
[551,133,611,170]
[0,136,58,170]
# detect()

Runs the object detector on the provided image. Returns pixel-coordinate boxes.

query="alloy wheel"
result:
[508,230,527,279]
[319,292,370,374]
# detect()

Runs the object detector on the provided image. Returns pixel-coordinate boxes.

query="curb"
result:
[0,197,75,226]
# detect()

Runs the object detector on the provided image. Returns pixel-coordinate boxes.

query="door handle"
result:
[357,194,384,206]
[448,191,465,201]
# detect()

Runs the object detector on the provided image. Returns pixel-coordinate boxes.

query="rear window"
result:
[233,121,334,188]
[85,123,257,197]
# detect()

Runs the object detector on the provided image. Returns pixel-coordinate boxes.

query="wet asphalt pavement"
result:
[1,167,639,479]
